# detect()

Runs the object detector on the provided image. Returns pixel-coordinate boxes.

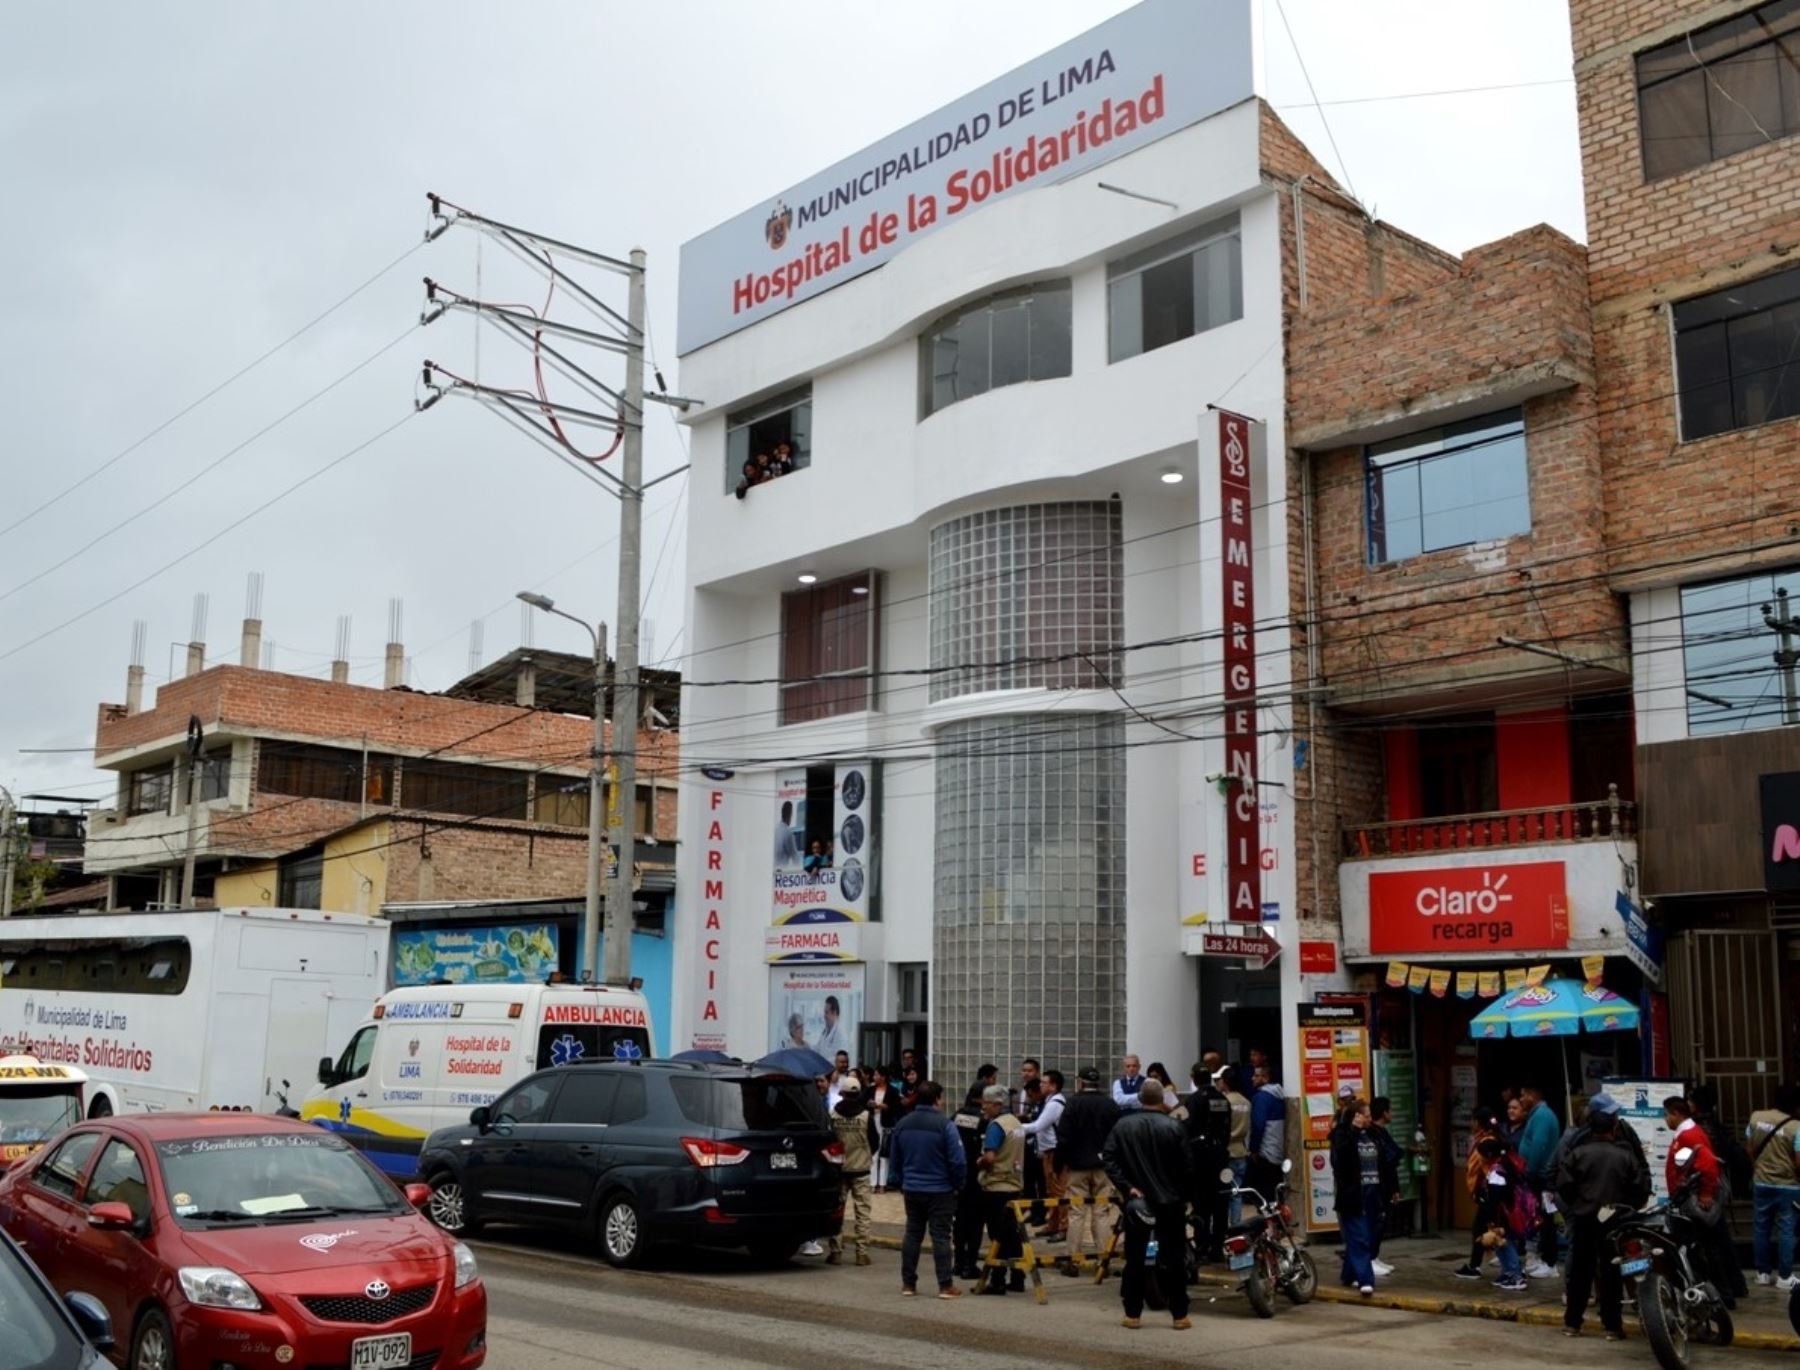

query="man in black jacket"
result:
[1556,1097,1652,1339]
[952,1066,997,1279]
[1103,1079,1193,1330]
[1057,1067,1121,1273]
[1183,1063,1232,1262]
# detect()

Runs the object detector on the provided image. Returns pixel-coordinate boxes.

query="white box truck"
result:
[0,907,387,1117]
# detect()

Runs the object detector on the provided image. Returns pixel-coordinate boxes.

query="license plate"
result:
[350,1333,412,1369]
[769,1152,797,1170]
[1229,1251,1256,1271]
[1621,1257,1651,1277]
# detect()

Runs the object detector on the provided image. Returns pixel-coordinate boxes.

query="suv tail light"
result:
[822,1140,845,1167]
[680,1137,750,1168]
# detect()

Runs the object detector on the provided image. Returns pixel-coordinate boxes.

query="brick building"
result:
[82,622,679,988]
[1570,0,1800,1119]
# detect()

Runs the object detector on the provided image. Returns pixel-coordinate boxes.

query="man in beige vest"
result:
[976,1083,1027,1294]
[827,1076,877,1266]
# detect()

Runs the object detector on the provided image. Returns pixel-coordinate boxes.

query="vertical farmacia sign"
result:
[676,0,1253,354]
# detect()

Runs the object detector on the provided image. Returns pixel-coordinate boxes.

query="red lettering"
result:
[707,851,722,871]
[710,789,723,809]
[702,1001,718,1021]
[705,939,720,960]
[704,879,724,901]
[705,909,721,929]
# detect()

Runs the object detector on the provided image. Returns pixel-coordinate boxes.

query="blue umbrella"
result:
[1469,978,1641,1039]
[669,1049,736,1064]
[752,1046,834,1079]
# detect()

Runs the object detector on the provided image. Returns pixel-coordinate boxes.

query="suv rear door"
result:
[702,1076,840,1221]
[535,1069,619,1214]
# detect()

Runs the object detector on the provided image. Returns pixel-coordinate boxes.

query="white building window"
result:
[921,281,1071,416]
[1107,215,1242,363]
[727,386,811,495]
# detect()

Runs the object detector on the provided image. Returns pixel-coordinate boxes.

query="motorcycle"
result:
[1605,1146,1732,1370]
[1221,1158,1317,1318]
[273,1078,300,1119]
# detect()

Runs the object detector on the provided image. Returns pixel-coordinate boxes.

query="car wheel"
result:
[426,1172,480,1236]
[599,1193,646,1268]
[88,1095,113,1119]
[131,1308,175,1370]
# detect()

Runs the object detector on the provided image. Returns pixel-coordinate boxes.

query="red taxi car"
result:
[0,1113,485,1370]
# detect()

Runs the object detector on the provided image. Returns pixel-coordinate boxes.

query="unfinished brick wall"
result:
[1571,0,1800,580]
[383,818,590,904]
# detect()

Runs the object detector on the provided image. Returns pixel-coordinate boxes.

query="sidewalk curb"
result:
[865,1234,1800,1351]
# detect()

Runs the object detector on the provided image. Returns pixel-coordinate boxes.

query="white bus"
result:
[0,907,387,1117]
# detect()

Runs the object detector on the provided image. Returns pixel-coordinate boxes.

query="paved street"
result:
[470,1232,1799,1369]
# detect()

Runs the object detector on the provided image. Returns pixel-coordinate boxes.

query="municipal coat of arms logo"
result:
[765,200,792,251]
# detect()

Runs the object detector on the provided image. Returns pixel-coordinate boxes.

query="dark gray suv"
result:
[418,1061,844,1266]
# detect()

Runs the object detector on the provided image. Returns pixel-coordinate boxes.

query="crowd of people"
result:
[733,439,800,498]
[808,1049,1800,1339]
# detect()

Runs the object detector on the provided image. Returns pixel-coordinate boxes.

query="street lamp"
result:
[517,592,609,983]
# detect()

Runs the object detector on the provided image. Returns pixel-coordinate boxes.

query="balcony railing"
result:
[1342,784,1635,859]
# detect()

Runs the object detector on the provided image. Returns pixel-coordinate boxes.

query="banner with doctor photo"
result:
[769,964,864,1061]
[771,762,875,924]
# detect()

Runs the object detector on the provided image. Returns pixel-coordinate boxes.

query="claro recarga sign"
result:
[676,0,1252,353]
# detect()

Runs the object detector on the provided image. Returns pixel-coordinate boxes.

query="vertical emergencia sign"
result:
[1219,409,1260,922]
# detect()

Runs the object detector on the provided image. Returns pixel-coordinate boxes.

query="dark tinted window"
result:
[671,1076,714,1126]
[495,1075,560,1127]
[1636,2,1800,179]
[1672,264,1800,440]
[34,1132,100,1199]
[535,1023,650,1070]
[86,1141,150,1222]
[712,1080,824,1132]
[611,1075,648,1125]
[549,1072,619,1125]
[0,1241,85,1369]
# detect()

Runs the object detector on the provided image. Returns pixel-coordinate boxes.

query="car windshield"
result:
[0,1241,83,1368]
[154,1133,405,1225]
[0,1090,82,1145]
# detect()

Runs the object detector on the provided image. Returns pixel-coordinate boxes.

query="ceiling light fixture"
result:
[1159,468,1184,484]
[797,573,818,585]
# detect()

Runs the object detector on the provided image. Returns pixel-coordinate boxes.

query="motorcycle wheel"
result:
[1245,1247,1278,1319]
[1284,1248,1318,1305]
[1694,1308,1733,1349]
[1638,1272,1691,1370]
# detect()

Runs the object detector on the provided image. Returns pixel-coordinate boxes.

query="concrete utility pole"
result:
[422,197,694,987]
[179,714,203,907]
[604,247,648,990]
[1764,588,1800,727]
[0,784,16,919]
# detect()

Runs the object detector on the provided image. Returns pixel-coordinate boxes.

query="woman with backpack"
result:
[1473,1135,1533,1292]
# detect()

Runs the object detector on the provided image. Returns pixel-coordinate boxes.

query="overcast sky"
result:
[0,0,1582,805]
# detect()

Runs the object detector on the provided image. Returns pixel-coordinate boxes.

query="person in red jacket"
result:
[1665,1094,1740,1307]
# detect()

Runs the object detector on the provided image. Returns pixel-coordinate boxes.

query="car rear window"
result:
[673,1077,823,1132]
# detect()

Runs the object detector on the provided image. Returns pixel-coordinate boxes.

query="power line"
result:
[0,322,418,607]
[1275,78,1573,110]
[0,239,424,545]
[1273,0,1359,204]
[0,409,420,666]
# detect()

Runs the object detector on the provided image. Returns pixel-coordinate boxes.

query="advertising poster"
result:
[1600,1077,1683,1202]
[772,763,875,924]
[769,964,864,1060]
[393,925,559,986]
[1303,1143,1337,1233]
[1297,1002,1369,1149]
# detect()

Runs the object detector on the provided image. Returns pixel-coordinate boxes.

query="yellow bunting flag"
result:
[1504,968,1527,991]
[1457,971,1478,999]
[1429,968,1451,998]
[1407,964,1431,993]
[1387,961,1409,989]
[1479,970,1502,997]
[1526,964,1550,987]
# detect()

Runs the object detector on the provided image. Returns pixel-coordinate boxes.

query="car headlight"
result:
[453,1241,479,1290]
[178,1266,262,1311]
